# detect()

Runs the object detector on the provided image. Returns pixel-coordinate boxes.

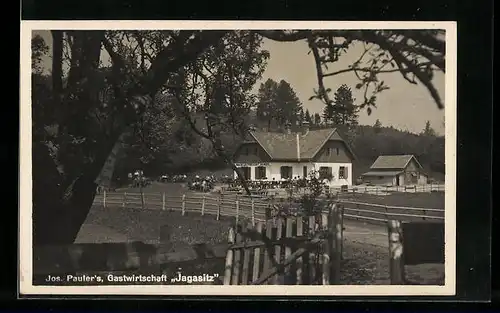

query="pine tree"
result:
[422,120,436,136]
[304,109,312,124]
[275,80,303,127]
[322,84,359,128]
[298,107,304,125]
[256,79,303,129]
[373,119,382,133]
[256,79,279,128]
[313,113,321,126]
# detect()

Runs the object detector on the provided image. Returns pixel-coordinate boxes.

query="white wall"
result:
[233,162,353,186]
[312,162,353,186]
[233,162,313,181]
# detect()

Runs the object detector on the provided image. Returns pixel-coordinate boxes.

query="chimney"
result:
[302,121,310,135]
[284,122,292,134]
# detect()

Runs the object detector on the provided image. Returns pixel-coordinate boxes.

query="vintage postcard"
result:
[19,21,457,296]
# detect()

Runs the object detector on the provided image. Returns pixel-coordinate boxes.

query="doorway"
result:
[303,166,308,178]
[396,175,400,186]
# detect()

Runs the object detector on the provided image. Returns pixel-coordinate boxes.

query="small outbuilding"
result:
[361,154,428,186]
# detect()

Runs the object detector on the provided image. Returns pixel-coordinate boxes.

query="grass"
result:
[339,191,445,209]
[82,205,233,247]
[340,240,444,285]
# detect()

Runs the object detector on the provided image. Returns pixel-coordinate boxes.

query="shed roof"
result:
[369,154,423,170]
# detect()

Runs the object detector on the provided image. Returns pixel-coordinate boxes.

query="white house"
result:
[361,154,429,186]
[232,122,356,187]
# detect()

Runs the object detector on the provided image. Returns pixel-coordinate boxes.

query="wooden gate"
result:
[223,203,344,285]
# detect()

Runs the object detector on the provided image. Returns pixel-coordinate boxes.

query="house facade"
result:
[232,123,356,187]
[361,154,428,186]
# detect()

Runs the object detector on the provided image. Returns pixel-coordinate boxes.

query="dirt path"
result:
[343,219,388,247]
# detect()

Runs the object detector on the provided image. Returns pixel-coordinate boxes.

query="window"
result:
[339,166,348,179]
[280,166,293,179]
[240,167,251,180]
[325,147,330,156]
[319,167,333,180]
[254,147,259,155]
[336,148,339,155]
[255,166,267,180]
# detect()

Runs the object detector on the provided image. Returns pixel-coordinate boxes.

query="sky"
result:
[255,39,445,135]
[34,30,445,135]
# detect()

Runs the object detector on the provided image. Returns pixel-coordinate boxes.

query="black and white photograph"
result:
[20,21,456,296]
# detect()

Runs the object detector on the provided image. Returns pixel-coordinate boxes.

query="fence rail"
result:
[337,183,445,194]
[338,200,445,224]
[94,191,444,226]
[94,191,270,224]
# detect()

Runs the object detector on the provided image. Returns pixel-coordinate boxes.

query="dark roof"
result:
[247,128,355,161]
[369,155,423,170]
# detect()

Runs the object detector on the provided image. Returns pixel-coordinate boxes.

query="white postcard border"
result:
[19,20,457,296]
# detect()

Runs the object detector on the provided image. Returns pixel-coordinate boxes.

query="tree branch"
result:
[143,31,228,96]
[321,63,433,78]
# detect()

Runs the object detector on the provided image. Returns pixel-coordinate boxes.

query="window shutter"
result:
[345,166,348,179]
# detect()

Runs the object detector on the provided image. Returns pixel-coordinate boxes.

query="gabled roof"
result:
[246,128,356,161]
[369,154,423,170]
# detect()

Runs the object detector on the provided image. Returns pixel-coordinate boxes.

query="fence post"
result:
[201,195,205,216]
[384,205,389,221]
[217,195,222,221]
[329,203,343,284]
[356,203,360,221]
[223,227,236,285]
[388,220,405,284]
[122,192,126,208]
[162,192,166,211]
[422,209,427,221]
[235,199,240,224]
[251,199,255,226]
[181,194,186,216]
[103,190,106,208]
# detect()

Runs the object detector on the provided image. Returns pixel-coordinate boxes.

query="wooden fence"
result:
[339,200,444,224]
[224,204,344,285]
[94,192,271,224]
[93,192,444,226]
[222,184,445,197]
[328,183,445,195]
